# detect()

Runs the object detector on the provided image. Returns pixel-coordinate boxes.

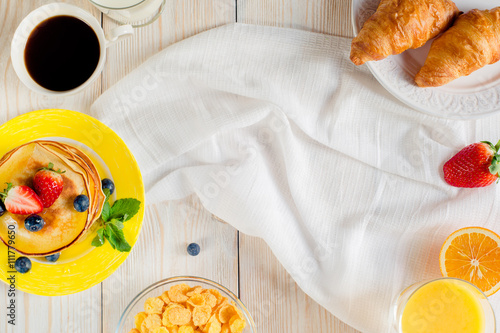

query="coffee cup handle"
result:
[105,25,134,48]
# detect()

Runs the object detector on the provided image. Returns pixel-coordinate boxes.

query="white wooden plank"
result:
[2,285,101,333]
[239,236,362,333]
[100,2,237,331]
[237,0,354,37]
[102,195,239,333]
[0,1,103,332]
[237,1,361,331]
[101,0,236,90]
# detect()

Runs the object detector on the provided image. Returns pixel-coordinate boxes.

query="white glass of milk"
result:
[88,0,165,27]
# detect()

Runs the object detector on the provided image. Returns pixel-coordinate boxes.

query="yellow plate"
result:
[0,109,144,296]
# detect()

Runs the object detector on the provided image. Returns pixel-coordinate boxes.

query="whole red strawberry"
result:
[34,162,65,208]
[443,141,500,188]
[0,183,43,215]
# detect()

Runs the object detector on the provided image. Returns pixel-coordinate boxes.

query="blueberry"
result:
[45,253,60,262]
[74,195,90,212]
[187,243,200,256]
[101,178,115,195]
[24,215,45,232]
[15,257,32,274]
[0,201,5,217]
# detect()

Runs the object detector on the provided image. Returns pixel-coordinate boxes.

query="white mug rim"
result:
[11,3,107,97]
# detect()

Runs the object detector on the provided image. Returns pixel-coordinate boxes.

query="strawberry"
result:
[33,162,65,208]
[443,140,500,188]
[0,183,43,215]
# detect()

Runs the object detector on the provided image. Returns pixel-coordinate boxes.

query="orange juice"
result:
[401,279,485,333]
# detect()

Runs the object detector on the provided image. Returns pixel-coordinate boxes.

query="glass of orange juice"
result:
[394,277,495,333]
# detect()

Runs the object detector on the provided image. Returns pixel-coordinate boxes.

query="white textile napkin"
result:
[90,23,500,333]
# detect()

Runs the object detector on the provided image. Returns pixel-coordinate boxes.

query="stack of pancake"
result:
[0,140,105,256]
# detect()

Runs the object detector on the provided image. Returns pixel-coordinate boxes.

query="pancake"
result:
[0,141,105,256]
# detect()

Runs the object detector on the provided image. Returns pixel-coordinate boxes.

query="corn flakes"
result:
[167,306,192,326]
[141,314,162,332]
[162,312,174,328]
[228,315,246,333]
[201,293,218,309]
[187,294,206,307]
[168,283,191,302]
[218,305,236,324]
[145,297,165,314]
[135,312,148,329]
[208,290,223,304]
[152,328,170,333]
[179,326,195,333]
[233,305,244,321]
[192,305,212,326]
[186,286,203,297]
[160,291,172,305]
[204,320,221,333]
[130,283,247,333]
[162,304,183,327]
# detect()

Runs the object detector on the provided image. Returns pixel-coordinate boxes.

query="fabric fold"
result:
[91,23,500,333]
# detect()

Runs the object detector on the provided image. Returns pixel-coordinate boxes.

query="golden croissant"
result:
[350,0,459,66]
[415,8,500,87]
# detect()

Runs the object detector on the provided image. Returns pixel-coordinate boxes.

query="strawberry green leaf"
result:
[495,140,500,152]
[0,183,12,201]
[40,162,65,174]
[481,141,495,150]
[490,156,500,175]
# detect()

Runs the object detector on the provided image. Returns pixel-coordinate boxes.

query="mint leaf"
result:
[94,192,140,252]
[100,188,112,222]
[106,223,131,252]
[101,202,111,222]
[104,225,115,250]
[91,229,105,247]
[109,219,124,230]
[103,188,111,201]
[109,199,141,222]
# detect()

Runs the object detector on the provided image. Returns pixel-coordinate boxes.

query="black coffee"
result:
[24,15,100,92]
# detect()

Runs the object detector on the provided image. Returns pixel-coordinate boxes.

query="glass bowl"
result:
[115,276,257,333]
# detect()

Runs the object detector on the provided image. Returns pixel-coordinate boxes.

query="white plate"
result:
[351,0,500,119]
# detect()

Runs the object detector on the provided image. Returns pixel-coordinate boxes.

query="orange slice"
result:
[440,226,500,296]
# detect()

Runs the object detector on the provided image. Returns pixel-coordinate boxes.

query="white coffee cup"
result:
[11,3,134,97]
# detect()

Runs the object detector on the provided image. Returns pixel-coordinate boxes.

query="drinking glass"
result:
[88,0,166,27]
[394,277,495,333]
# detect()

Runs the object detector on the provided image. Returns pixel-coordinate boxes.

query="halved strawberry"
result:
[0,183,43,215]
[34,162,65,208]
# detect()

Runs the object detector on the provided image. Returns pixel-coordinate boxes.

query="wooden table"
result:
[0,1,361,332]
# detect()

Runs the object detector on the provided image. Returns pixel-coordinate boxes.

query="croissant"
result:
[350,0,459,66]
[415,8,500,87]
